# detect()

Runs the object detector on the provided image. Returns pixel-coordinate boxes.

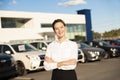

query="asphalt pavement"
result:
[10,57,120,80]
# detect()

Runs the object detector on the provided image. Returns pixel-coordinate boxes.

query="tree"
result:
[93,28,120,40]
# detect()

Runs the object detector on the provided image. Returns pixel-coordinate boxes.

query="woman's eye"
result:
[60,26,64,29]
[55,28,58,30]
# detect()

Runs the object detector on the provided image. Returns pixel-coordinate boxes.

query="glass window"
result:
[66,24,86,41]
[2,45,13,54]
[11,44,37,52]
[1,17,31,28]
[41,23,86,41]
[41,24,52,28]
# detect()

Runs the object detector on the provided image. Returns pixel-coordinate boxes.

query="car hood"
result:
[0,53,12,59]
[18,50,45,56]
[81,47,103,51]
[104,45,120,49]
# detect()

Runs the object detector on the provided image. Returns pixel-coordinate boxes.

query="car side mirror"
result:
[5,50,11,55]
[42,47,47,51]
[96,46,98,47]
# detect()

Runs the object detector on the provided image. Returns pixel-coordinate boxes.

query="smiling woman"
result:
[44,19,78,80]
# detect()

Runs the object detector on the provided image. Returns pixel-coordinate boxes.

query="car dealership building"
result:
[0,9,93,42]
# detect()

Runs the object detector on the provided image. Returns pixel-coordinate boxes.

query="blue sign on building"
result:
[77,9,93,41]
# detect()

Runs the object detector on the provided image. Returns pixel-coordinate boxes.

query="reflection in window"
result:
[1,17,31,28]
[41,23,86,41]
[66,24,86,41]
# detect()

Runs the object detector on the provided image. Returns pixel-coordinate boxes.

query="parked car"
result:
[104,39,120,46]
[0,41,45,76]
[84,40,120,58]
[29,40,84,63]
[29,40,49,51]
[77,42,105,62]
[78,49,85,63]
[0,53,16,79]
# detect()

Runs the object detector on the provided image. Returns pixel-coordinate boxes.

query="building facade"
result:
[0,9,93,42]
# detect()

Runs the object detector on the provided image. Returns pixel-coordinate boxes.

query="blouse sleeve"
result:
[67,42,78,69]
[72,42,78,60]
[43,44,57,71]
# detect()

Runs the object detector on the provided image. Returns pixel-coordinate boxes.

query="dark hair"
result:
[52,19,66,31]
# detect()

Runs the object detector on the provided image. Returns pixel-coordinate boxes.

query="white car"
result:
[29,40,51,51]
[0,41,45,76]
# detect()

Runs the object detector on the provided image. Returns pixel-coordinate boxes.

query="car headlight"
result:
[110,48,117,54]
[95,51,100,55]
[110,48,117,52]
[26,55,40,69]
[88,51,96,57]
[88,50,92,53]
[26,55,39,60]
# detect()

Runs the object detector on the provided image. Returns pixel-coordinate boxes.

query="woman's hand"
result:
[45,57,77,68]
[62,59,77,65]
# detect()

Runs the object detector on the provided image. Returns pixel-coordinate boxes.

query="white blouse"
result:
[44,39,78,71]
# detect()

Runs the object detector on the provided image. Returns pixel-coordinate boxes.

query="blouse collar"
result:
[55,38,69,43]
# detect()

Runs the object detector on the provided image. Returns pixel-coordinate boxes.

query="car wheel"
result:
[16,61,27,76]
[104,52,110,59]
[83,55,87,63]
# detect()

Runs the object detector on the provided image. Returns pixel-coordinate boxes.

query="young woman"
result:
[44,19,78,80]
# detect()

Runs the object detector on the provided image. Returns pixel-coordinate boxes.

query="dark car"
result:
[77,42,105,62]
[84,40,120,58]
[104,39,120,46]
[0,53,16,79]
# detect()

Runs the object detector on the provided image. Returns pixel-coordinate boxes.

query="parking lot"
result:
[10,57,120,80]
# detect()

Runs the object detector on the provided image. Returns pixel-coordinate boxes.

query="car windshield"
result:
[99,41,111,46]
[11,44,37,52]
[80,42,91,48]
[46,41,51,45]
[115,40,120,43]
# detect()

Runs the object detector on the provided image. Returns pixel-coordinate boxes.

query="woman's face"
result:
[54,22,66,39]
